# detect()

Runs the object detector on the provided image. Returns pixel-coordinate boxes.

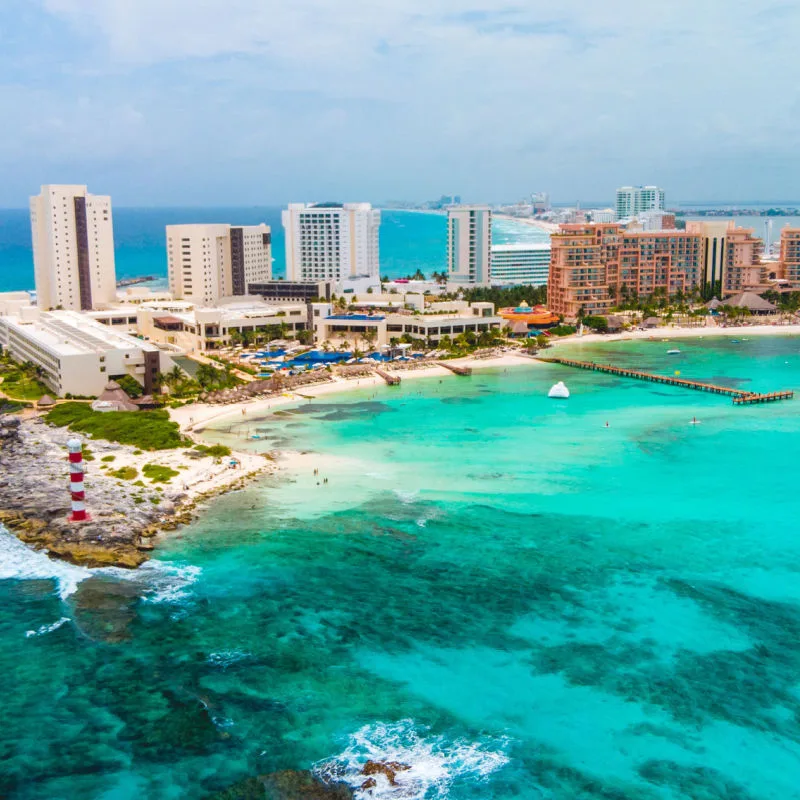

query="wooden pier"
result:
[539,358,793,405]
[733,391,794,405]
[376,368,401,386]
[436,361,472,376]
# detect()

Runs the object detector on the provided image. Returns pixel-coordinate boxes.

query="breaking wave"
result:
[314,719,510,799]
[25,617,70,638]
[138,560,202,604]
[0,525,93,599]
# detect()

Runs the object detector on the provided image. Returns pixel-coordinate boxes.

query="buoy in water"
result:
[675,370,681,376]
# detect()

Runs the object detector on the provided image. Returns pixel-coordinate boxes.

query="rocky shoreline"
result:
[0,414,268,568]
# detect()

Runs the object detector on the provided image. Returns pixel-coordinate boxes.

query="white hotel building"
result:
[30,185,117,311]
[447,206,492,287]
[0,307,172,396]
[167,224,272,306]
[282,203,380,283]
[490,243,551,286]
[616,185,665,220]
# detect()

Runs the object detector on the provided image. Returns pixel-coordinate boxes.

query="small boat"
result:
[731,339,740,344]
[667,349,681,355]
[548,381,570,399]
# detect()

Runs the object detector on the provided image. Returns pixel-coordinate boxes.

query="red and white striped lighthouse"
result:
[67,438,88,521]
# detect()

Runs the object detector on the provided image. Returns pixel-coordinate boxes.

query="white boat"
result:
[548,381,570,399]
[667,349,681,355]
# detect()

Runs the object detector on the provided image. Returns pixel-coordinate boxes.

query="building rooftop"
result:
[491,243,551,252]
[2,310,161,356]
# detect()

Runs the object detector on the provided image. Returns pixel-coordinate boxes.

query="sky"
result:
[1,0,799,207]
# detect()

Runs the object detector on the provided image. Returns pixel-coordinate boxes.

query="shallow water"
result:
[3,336,800,798]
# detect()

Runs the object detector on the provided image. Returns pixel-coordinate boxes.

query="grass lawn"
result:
[45,403,185,450]
[142,463,180,483]
[0,367,49,400]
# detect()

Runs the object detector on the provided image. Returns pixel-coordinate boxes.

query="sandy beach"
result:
[169,353,539,434]
[494,213,559,233]
[553,321,800,347]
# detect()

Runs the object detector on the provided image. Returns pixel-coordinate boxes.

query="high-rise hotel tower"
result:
[282,203,380,282]
[166,224,272,306]
[30,185,117,311]
[447,206,492,286]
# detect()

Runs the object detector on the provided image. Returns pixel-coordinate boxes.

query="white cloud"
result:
[1,0,798,204]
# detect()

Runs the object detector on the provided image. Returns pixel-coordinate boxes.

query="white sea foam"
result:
[314,719,510,799]
[207,650,250,669]
[138,560,202,604]
[25,616,70,638]
[0,525,203,609]
[0,525,92,599]
[393,490,419,505]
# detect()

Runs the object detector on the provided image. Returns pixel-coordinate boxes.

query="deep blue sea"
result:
[0,208,547,292]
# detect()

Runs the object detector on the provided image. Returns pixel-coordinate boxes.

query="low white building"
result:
[137,297,314,353]
[315,302,502,348]
[589,208,617,224]
[0,308,173,397]
[490,243,551,286]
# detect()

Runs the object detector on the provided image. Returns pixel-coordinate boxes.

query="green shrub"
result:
[113,374,144,398]
[46,403,184,450]
[133,480,145,487]
[194,443,232,458]
[101,455,116,463]
[583,315,609,333]
[109,466,138,480]
[142,463,179,483]
[549,325,577,337]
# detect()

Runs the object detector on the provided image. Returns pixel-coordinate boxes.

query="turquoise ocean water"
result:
[4,335,800,798]
[0,208,547,292]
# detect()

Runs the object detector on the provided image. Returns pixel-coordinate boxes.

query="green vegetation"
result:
[132,480,145,487]
[0,355,49,400]
[436,329,506,358]
[549,325,577,337]
[228,322,290,348]
[462,285,548,308]
[763,290,800,312]
[583,315,609,333]
[45,403,185,450]
[113,374,144,398]
[156,361,242,399]
[101,455,116,463]
[194,443,232,458]
[109,466,138,480]
[142,463,180,483]
[0,400,30,414]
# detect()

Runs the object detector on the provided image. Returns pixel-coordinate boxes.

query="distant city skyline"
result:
[1,1,798,207]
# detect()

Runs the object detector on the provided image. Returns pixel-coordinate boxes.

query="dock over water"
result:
[538,357,793,405]
[437,361,472,376]
[376,368,401,385]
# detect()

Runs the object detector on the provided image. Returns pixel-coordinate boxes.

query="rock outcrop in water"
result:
[0,414,251,569]
[210,771,353,799]
[360,760,410,789]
